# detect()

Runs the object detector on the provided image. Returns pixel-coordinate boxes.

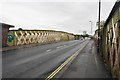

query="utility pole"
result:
[98,0,101,53]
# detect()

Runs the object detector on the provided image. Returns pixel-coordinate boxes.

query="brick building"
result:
[0,23,14,47]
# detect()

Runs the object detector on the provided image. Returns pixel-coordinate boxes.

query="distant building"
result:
[83,31,87,35]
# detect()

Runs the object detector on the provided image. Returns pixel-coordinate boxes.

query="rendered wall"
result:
[99,3,120,78]
[7,30,75,46]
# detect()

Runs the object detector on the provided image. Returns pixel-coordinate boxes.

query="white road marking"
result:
[57,47,60,48]
[46,49,51,52]
[56,46,64,49]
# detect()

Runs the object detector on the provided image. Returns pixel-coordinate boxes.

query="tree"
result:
[18,28,23,30]
[81,34,89,37]
[96,20,105,28]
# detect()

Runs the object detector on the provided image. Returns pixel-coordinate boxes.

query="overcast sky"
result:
[0,0,116,35]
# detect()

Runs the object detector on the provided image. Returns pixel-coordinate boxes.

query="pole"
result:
[98,0,101,53]
[89,21,92,35]
[91,22,92,35]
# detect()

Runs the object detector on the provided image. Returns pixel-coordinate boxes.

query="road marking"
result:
[45,47,83,80]
[46,49,51,52]
[56,46,63,49]
[57,47,60,49]
[45,40,89,80]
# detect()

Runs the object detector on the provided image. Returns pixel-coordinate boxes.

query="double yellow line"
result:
[45,48,82,80]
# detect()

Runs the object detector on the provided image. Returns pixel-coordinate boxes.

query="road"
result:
[2,40,89,78]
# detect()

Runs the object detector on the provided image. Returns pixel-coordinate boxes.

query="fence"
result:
[7,30,75,46]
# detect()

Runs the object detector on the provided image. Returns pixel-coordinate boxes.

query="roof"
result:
[0,22,14,28]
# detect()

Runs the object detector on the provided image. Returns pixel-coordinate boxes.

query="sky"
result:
[0,0,116,35]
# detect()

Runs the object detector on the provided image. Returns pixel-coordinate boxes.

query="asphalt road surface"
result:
[2,40,89,78]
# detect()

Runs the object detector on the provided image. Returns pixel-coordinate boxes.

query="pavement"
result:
[2,40,89,78]
[60,40,111,78]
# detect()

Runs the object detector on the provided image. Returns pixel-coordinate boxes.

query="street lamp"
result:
[89,21,92,35]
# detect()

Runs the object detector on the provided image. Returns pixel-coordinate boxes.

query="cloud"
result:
[1,1,115,34]
[0,0,116,2]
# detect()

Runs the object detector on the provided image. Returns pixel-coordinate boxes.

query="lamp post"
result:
[89,21,92,35]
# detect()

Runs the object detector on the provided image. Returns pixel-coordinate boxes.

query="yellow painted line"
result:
[45,48,82,80]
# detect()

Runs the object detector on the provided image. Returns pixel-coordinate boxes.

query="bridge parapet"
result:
[7,30,75,46]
